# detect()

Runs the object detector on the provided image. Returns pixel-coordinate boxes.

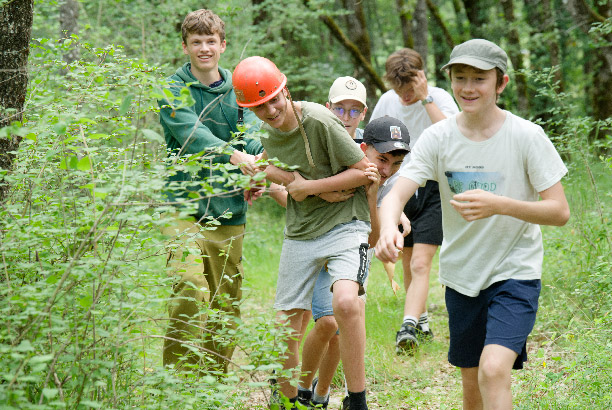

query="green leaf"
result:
[30,354,54,364]
[141,129,164,143]
[79,295,93,309]
[77,156,92,171]
[42,388,59,399]
[119,94,134,116]
[53,122,68,135]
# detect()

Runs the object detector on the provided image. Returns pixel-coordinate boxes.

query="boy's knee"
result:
[332,294,360,319]
[315,315,339,336]
[478,355,509,385]
[410,256,432,276]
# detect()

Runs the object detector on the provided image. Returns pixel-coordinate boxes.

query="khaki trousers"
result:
[161,217,244,373]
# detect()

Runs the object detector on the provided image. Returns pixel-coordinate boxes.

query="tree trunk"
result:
[60,0,80,65]
[413,0,428,63]
[524,0,563,91]
[499,0,529,114]
[461,0,489,38]
[566,0,612,134]
[396,0,414,48]
[0,0,34,201]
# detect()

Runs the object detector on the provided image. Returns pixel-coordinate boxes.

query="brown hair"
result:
[383,48,424,89]
[181,9,225,44]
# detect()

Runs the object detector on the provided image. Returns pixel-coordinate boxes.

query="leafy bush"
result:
[0,39,285,409]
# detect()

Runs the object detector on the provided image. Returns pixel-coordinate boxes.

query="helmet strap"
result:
[286,88,316,168]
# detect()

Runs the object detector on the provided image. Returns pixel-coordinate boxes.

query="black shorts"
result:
[400,180,443,248]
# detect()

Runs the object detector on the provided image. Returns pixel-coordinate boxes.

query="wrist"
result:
[421,95,434,105]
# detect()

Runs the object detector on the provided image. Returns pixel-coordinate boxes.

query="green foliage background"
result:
[0,0,611,408]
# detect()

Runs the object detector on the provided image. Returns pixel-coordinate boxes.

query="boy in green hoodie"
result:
[158,9,262,374]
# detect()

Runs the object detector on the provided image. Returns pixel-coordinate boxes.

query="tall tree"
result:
[500,0,529,113]
[566,0,612,131]
[0,0,34,201]
[413,0,428,62]
[60,0,80,65]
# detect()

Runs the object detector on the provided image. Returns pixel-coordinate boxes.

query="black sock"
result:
[348,389,368,410]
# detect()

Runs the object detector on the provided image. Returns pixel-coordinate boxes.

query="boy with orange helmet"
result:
[234,57,375,410]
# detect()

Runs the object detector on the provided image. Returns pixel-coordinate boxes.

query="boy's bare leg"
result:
[461,367,483,410]
[332,279,365,392]
[276,308,307,399]
[479,345,517,410]
[299,315,338,389]
[401,248,413,292]
[402,244,438,317]
[460,344,517,410]
[314,332,340,396]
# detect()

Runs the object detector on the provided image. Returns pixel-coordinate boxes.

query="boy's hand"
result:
[450,189,500,221]
[364,162,381,198]
[413,70,429,102]
[244,181,266,205]
[319,189,355,203]
[375,226,404,263]
[286,171,312,201]
[399,212,411,237]
[230,150,258,176]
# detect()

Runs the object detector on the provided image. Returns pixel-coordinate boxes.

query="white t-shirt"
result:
[370,86,459,153]
[400,111,568,297]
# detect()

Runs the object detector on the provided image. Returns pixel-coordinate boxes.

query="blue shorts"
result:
[445,279,541,370]
[311,249,372,321]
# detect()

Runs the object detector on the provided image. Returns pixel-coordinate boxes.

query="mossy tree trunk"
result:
[0,0,34,201]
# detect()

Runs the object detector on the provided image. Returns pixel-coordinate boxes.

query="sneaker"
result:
[416,323,434,342]
[310,377,329,409]
[341,395,350,410]
[296,387,312,408]
[396,323,419,354]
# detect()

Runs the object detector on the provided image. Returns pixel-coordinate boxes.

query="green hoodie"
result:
[159,63,263,225]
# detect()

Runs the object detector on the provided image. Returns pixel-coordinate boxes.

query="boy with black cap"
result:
[296,114,410,409]
[376,39,570,409]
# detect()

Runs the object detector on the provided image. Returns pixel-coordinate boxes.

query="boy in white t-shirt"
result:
[376,39,570,410]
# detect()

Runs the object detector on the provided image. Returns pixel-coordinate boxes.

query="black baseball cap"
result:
[363,116,410,154]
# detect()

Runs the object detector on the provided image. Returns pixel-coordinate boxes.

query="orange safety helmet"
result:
[233,56,287,107]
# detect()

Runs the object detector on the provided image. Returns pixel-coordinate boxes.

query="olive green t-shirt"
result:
[261,102,370,240]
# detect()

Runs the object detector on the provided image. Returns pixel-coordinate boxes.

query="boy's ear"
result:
[360,142,368,153]
[325,102,331,109]
[497,74,510,95]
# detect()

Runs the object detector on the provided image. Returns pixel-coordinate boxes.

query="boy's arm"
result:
[160,87,261,165]
[366,165,382,247]
[375,177,420,262]
[449,181,570,226]
[285,157,372,201]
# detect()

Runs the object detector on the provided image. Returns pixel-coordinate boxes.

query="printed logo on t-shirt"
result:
[445,171,504,194]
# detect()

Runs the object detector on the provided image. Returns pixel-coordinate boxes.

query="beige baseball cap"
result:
[328,76,367,108]
[441,39,508,74]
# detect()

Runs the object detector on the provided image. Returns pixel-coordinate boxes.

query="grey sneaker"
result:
[416,323,434,342]
[396,323,419,354]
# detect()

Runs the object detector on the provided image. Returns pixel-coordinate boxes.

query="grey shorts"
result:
[274,220,371,311]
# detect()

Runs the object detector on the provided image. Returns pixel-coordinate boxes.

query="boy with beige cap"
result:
[376,39,570,409]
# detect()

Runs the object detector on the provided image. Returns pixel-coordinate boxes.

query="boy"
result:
[158,9,262,373]
[370,47,459,353]
[376,39,570,409]
[297,117,410,408]
[233,57,373,410]
[326,76,368,139]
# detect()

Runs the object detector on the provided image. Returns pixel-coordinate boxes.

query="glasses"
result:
[331,107,363,119]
